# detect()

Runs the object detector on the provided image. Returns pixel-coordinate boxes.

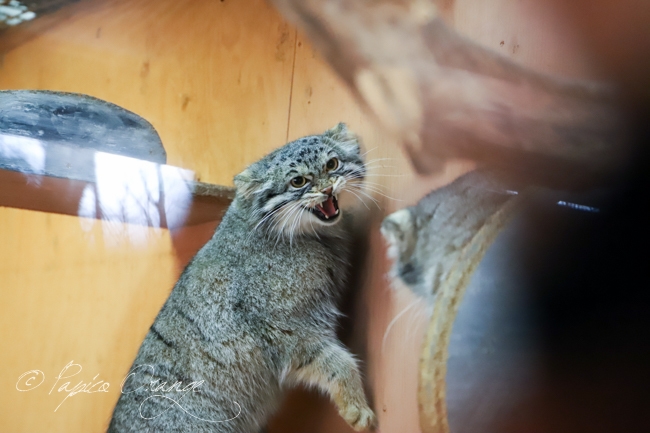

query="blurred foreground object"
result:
[270,0,650,188]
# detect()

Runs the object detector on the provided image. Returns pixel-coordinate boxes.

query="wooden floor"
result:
[0,1,596,432]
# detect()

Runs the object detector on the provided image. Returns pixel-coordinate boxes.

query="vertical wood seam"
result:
[285,28,298,143]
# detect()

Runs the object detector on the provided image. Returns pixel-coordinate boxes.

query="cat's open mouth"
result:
[308,196,340,222]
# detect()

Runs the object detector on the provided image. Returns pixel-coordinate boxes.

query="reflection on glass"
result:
[0,133,46,172]
[78,152,194,246]
[1,132,195,245]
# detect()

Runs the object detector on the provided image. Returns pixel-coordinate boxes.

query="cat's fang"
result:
[323,198,336,216]
[316,196,339,218]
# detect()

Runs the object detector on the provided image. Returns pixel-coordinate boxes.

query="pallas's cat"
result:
[108,123,376,432]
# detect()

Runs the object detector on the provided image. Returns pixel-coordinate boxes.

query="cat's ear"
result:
[324,123,353,140]
[234,168,262,199]
[381,209,416,259]
[324,123,360,154]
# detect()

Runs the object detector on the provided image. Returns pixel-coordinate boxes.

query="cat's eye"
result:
[325,157,339,171]
[290,176,308,188]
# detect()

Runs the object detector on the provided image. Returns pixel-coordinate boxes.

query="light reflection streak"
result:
[0,134,46,172]
[0,132,194,246]
[78,152,193,246]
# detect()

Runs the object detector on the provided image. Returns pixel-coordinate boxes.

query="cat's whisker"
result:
[267,210,285,242]
[350,185,389,197]
[343,174,366,183]
[345,183,381,201]
[404,300,421,346]
[346,164,402,175]
[251,204,288,239]
[343,174,367,183]
[260,202,297,241]
[362,162,397,170]
[358,163,398,172]
[360,147,377,158]
[361,167,398,174]
[344,186,381,209]
[381,299,420,353]
[352,191,381,209]
[344,170,404,183]
[295,210,305,243]
[363,157,396,165]
[408,303,427,346]
[347,183,403,202]
[344,187,372,210]
[362,173,407,178]
[283,206,295,244]
[271,202,301,244]
[288,205,304,246]
[287,204,305,243]
[356,181,391,192]
[346,180,387,192]
[365,166,399,171]
[309,214,321,240]
[283,211,294,245]
[364,162,398,168]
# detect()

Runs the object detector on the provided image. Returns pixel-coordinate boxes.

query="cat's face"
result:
[234,123,365,238]
[381,170,516,303]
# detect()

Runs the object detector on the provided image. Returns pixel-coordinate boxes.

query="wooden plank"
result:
[0,3,293,432]
[0,206,178,433]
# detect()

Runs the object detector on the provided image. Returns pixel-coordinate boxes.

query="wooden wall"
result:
[0,1,596,432]
[0,1,295,431]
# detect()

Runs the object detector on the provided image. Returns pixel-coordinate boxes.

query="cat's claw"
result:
[340,403,377,431]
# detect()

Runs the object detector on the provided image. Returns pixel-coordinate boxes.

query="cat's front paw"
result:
[339,402,377,431]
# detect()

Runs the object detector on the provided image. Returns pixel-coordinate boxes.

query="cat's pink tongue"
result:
[318,197,338,218]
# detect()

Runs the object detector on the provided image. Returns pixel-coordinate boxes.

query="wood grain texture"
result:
[0,207,176,433]
[453,0,599,80]
[0,1,295,432]
[0,0,89,52]
[0,0,296,186]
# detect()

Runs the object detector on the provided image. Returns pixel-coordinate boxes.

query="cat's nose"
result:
[321,186,333,196]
